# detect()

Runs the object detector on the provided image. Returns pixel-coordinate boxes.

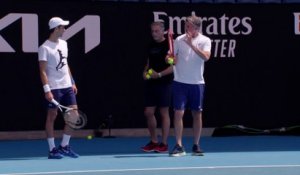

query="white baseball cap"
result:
[48,17,69,29]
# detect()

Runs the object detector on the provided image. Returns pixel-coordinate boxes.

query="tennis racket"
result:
[51,99,87,129]
[167,29,175,65]
[223,125,270,134]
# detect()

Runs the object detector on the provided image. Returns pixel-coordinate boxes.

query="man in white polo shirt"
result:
[169,15,212,157]
[38,17,79,159]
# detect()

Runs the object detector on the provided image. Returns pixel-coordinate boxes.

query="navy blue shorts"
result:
[172,81,205,111]
[46,87,77,109]
[144,83,172,107]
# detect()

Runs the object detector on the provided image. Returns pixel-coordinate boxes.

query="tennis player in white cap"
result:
[38,17,79,159]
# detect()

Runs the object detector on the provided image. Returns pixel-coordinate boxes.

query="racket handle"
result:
[51,99,59,106]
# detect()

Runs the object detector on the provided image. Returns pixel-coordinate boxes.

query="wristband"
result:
[158,73,162,78]
[43,84,51,93]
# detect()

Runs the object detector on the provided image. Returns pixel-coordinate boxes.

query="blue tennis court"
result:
[0,136,300,175]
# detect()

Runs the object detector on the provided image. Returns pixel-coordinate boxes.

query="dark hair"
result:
[49,28,55,34]
[49,25,64,34]
[151,21,165,30]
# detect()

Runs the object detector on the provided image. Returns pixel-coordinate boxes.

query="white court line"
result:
[2,165,300,175]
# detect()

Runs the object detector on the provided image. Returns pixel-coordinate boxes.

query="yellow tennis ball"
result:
[146,74,151,79]
[168,57,174,65]
[87,135,93,140]
[148,69,153,75]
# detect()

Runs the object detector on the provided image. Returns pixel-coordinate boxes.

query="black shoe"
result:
[169,144,186,157]
[192,144,204,156]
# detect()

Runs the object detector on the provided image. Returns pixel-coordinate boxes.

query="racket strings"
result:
[64,110,87,129]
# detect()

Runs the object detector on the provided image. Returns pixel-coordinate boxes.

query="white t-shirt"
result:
[38,39,72,90]
[173,33,211,84]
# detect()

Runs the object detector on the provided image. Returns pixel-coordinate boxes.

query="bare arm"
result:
[145,58,173,79]
[39,61,53,101]
[68,67,78,94]
[185,33,211,61]
[157,65,173,77]
[189,44,211,61]
[150,65,173,79]
[39,61,48,85]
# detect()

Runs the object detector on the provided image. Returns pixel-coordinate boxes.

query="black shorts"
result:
[144,83,172,108]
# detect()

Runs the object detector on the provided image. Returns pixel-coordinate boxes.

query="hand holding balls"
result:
[146,69,153,80]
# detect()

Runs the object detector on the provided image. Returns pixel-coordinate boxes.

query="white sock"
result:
[61,134,71,147]
[47,138,55,151]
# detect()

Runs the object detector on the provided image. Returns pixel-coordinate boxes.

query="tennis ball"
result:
[167,57,174,65]
[148,69,153,75]
[146,74,151,79]
[87,135,93,140]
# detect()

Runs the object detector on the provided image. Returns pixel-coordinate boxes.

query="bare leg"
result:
[174,110,185,146]
[45,108,58,151]
[144,106,158,143]
[159,107,170,145]
[192,111,202,145]
[45,108,58,138]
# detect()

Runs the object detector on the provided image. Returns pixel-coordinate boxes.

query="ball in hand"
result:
[148,69,153,75]
[167,57,174,65]
[146,74,151,79]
